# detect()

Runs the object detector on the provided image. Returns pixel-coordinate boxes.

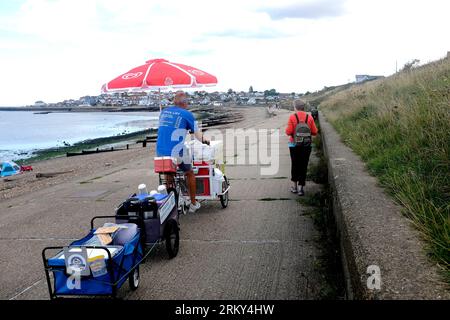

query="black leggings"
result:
[289,146,312,186]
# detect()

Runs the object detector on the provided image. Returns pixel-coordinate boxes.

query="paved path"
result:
[0,107,327,300]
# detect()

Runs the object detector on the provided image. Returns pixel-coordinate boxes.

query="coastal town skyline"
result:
[29,87,298,108]
[1,0,449,106]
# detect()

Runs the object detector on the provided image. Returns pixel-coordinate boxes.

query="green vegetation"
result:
[15,129,156,165]
[297,133,345,299]
[298,188,345,299]
[320,57,450,277]
[307,125,329,184]
[264,89,279,97]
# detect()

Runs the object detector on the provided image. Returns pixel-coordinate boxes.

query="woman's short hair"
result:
[293,99,307,111]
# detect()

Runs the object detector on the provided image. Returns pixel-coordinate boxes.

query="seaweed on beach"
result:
[16,128,157,164]
[14,106,243,165]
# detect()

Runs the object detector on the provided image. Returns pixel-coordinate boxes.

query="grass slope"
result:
[320,57,450,278]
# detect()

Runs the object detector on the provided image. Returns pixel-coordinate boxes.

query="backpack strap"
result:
[305,114,309,124]
[292,113,300,138]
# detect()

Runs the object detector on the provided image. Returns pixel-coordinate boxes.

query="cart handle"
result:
[90,215,144,230]
[42,245,112,267]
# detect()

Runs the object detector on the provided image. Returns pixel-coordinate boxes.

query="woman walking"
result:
[285,100,318,196]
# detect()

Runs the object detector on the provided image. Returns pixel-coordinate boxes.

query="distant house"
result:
[79,96,98,106]
[138,98,149,106]
[200,97,211,105]
[34,100,47,107]
[355,75,382,83]
[247,97,257,105]
[160,98,170,106]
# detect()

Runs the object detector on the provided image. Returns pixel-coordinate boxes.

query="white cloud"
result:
[260,0,347,20]
[0,0,449,105]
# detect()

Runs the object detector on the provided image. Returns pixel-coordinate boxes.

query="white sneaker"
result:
[189,201,201,213]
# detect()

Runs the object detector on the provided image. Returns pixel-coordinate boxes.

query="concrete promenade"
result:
[0,107,328,300]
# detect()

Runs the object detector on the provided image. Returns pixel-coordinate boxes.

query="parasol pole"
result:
[159,88,162,113]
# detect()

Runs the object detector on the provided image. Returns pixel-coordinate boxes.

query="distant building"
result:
[79,96,98,106]
[247,98,256,105]
[355,75,381,83]
[200,97,211,105]
[160,98,170,106]
[34,100,47,107]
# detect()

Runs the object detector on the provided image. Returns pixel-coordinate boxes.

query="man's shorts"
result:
[178,162,192,173]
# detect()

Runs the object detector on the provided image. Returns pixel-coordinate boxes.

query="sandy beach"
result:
[1,142,153,201]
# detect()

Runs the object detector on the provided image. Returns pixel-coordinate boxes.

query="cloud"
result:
[1,0,450,106]
[261,0,347,20]
[179,49,215,56]
[204,27,292,39]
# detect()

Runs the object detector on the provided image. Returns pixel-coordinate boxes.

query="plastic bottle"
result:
[157,185,167,195]
[138,184,148,195]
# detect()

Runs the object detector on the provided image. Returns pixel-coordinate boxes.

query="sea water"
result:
[0,111,159,161]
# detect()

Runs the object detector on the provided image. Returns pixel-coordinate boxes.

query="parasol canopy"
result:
[102,58,217,93]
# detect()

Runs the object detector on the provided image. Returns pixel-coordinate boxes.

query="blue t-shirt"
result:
[156,106,198,157]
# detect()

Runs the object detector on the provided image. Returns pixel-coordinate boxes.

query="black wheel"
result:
[219,176,230,208]
[165,220,180,259]
[129,266,140,290]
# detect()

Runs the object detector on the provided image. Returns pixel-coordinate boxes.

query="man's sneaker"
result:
[189,201,201,213]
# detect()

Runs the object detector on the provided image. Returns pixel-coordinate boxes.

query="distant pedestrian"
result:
[285,100,318,196]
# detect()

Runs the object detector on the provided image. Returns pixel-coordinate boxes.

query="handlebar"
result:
[43,245,113,264]
[90,215,144,230]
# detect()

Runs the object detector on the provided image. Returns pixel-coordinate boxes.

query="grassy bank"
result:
[16,129,156,165]
[320,57,450,278]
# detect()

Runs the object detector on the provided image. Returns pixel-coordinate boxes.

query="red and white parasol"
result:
[102,58,217,93]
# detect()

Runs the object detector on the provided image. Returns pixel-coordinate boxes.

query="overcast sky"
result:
[0,0,449,106]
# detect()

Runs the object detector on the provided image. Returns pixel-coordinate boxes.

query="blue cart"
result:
[42,189,179,299]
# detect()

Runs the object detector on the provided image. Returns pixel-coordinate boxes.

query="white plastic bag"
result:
[212,168,225,195]
[184,139,224,162]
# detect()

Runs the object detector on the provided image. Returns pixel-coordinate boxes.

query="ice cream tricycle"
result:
[154,140,230,214]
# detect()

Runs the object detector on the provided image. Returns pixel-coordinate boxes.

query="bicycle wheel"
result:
[219,176,230,208]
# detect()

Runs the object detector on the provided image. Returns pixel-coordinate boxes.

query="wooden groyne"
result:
[66,145,130,157]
